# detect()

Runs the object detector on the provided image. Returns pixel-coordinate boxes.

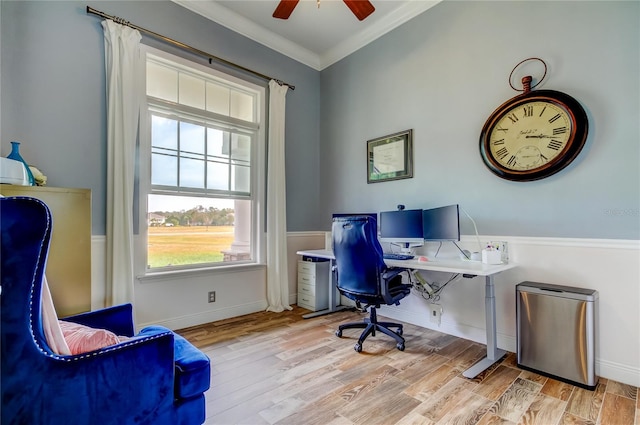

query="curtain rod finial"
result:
[274,79,295,91]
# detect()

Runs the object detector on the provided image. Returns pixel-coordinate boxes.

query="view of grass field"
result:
[148,226,234,268]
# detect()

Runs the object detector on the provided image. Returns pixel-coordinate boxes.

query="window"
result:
[139,47,265,272]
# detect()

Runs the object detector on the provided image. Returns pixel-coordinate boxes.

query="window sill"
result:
[137,262,266,283]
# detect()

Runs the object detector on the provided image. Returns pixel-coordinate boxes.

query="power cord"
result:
[460,206,483,253]
[411,270,460,303]
[433,241,443,258]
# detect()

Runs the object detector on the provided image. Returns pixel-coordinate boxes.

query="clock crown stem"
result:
[522,75,533,94]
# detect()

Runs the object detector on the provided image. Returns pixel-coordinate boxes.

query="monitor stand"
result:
[396,242,421,255]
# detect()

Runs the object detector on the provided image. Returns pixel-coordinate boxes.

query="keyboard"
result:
[383,253,414,260]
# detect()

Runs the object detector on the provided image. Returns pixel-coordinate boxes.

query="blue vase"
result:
[6,141,35,185]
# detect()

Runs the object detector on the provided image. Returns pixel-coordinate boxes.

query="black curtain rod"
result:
[86,6,295,90]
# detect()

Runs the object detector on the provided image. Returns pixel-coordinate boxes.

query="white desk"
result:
[296,249,516,379]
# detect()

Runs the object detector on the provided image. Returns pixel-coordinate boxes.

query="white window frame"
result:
[135,45,266,277]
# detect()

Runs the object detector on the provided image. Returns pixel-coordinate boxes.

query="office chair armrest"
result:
[380,268,412,304]
[381,267,411,282]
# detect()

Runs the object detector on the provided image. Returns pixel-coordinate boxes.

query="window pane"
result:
[152,152,177,186]
[229,133,251,193]
[179,122,205,189]
[179,73,205,109]
[180,122,205,155]
[207,160,229,191]
[206,82,230,116]
[231,163,250,193]
[180,157,205,189]
[147,61,177,102]
[147,195,243,268]
[207,128,228,159]
[231,133,251,162]
[151,116,178,186]
[152,115,178,150]
[230,90,254,122]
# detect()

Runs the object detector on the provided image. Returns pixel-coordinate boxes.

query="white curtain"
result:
[102,20,141,306]
[266,80,292,312]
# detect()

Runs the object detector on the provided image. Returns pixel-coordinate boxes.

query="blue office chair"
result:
[1,197,211,425]
[332,216,413,352]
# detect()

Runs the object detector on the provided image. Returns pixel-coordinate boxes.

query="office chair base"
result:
[336,307,406,352]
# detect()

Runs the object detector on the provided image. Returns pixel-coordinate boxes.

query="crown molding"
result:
[320,1,440,69]
[172,0,441,71]
[172,0,322,70]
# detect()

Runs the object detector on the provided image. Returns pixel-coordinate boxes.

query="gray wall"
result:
[1,0,321,234]
[320,1,639,239]
[3,1,639,240]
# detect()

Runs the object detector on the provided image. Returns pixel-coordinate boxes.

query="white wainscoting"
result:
[91,235,267,331]
[91,233,639,387]
[378,235,640,387]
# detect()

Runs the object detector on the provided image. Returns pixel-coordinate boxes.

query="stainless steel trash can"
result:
[516,281,598,390]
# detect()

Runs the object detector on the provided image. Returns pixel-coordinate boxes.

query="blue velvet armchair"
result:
[1,196,211,425]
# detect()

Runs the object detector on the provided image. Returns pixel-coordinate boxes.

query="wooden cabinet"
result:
[297,260,332,311]
[0,186,91,317]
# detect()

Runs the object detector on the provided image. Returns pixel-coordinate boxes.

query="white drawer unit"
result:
[297,259,331,311]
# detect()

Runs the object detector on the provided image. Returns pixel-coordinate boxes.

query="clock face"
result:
[480,90,588,181]
[488,100,572,171]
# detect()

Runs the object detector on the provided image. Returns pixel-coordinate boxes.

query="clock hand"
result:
[525,134,552,138]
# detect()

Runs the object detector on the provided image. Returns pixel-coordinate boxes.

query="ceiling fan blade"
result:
[343,0,375,21]
[273,0,300,20]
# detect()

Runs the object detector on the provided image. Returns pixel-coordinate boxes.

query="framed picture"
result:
[367,129,413,183]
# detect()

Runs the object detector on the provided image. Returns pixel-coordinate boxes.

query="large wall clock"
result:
[479,61,589,182]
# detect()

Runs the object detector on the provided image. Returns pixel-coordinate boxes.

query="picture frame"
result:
[367,129,413,183]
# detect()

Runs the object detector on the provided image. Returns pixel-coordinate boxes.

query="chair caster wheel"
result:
[397,343,405,351]
[335,330,342,338]
[354,343,362,352]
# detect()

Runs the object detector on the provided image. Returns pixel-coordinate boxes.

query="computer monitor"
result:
[379,209,423,253]
[422,204,460,241]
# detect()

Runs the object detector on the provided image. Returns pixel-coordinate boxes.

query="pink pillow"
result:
[59,321,121,355]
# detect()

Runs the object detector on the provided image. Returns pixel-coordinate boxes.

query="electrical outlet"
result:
[430,305,442,325]
[208,291,216,303]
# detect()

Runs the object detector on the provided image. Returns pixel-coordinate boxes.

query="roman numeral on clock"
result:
[548,139,564,150]
[495,147,509,159]
[553,127,567,135]
[507,155,517,167]
[549,113,562,123]
[507,113,519,124]
[493,139,505,145]
[539,106,547,117]
[523,106,533,117]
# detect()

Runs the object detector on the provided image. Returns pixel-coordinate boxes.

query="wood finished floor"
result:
[177,306,639,425]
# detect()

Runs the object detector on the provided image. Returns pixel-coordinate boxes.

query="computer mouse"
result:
[418,256,428,262]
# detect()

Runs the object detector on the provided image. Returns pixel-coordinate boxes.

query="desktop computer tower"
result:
[516,281,598,390]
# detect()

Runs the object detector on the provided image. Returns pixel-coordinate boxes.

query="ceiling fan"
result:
[273,0,375,21]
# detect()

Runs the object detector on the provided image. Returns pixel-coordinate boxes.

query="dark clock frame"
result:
[479,89,589,182]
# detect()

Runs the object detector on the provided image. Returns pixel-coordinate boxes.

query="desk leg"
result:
[462,274,507,378]
[303,259,352,319]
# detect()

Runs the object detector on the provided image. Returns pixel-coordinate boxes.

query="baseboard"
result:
[379,305,517,353]
[136,300,268,331]
[380,304,640,387]
[598,358,640,387]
